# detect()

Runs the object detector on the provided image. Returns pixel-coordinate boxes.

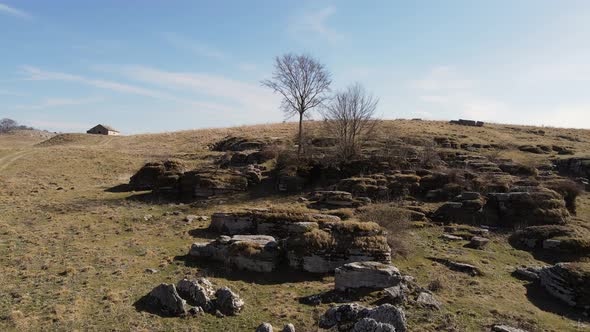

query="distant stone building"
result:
[87,124,120,136]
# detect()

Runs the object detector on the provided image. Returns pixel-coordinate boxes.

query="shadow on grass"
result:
[174,254,326,285]
[524,282,590,323]
[104,183,133,193]
[132,294,177,318]
[188,227,219,240]
[299,288,384,306]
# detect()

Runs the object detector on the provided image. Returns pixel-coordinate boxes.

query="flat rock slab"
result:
[189,235,280,273]
[335,261,402,291]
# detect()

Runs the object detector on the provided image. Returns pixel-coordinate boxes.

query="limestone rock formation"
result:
[334,261,402,291]
[284,221,391,273]
[538,262,590,310]
[190,235,281,273]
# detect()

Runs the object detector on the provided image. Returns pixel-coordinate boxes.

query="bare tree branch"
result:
[262,53,331,155]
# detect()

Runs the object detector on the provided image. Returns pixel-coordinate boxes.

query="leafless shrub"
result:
[543,179,583,214]
[322,83,379,160]
[357,205,413,258]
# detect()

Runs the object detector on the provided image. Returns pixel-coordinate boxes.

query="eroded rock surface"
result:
[335,261,401,291]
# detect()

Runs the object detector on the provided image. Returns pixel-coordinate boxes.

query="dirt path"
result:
[0,149,33,173]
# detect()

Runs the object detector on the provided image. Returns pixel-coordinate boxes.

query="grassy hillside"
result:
[0,120,589,331]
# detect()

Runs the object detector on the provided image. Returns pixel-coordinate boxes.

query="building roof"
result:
[91,124,119,132]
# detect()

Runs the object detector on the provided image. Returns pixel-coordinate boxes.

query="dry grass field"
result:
[1,120,590,331]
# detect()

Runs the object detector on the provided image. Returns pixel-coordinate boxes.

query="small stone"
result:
[513,266,541,281]
[214,309,225,318]
[144,268,158,274]
[184,215,198,223]
[416,292,442,310]
[384,285,407,304]
[281,323,295,332]
[467,236,490,249]
[441,234,463,241]
[143,214,153,221]
[256,322,273,332]
[491,324,529,332]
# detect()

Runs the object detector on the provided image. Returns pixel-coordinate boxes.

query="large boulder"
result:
[129,160,184,190]
[538,262,590,310]
[145,283,187,317]
[189,235,281,273]
[176,278,214,310]
[214,287,244,316]
[335,261,402,291]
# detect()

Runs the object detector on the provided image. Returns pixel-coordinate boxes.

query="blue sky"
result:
[1,1,590,133]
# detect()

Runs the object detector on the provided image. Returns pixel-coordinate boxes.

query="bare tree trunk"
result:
[297,111,303,156]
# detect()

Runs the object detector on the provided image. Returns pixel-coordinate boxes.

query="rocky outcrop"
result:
[129,160,185,191]
[208,209,340,237]
[432,192,486,224]
[450,119,484,127]
[284,222,391,273]
[190,235,281,273]
[485,187,569,227]
[308,191,369,208]
[210,136,270,152]
[435,187,570,227]
[145,283,187,317]
[179,169,249,198]
[554,157,590,183]
[334,261,402,291]
[319,303,407,332]
[538,262,590,310]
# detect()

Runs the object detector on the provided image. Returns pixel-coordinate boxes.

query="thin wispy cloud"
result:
[15,97,103,110]
[21,66,170,99]
[162,32,228,60]
[0,89,26,96]
[26,120,91,131]
[411,66,473,91]
[0,3,32,19]
[116,65,280,117]
[20,65,272,115]
[289,6,343,43]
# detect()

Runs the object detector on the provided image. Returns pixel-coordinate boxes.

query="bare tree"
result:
[0,118,18,133]
[262,54,331,155]
[322,83,379,159]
